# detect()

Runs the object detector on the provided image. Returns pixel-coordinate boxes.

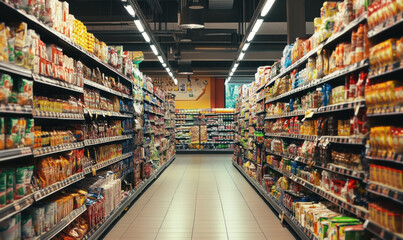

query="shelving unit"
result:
[232,5,403,239]
[175,109,236,153]
[0,2,177,239]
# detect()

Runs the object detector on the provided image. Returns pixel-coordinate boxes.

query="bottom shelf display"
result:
[81,155,176,240]
[232,161,313,240]
[232,160,371,240]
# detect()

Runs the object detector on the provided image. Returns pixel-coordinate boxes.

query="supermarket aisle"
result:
[104,154,296,240]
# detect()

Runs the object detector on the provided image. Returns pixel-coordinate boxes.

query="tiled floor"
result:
[104,154,296,240]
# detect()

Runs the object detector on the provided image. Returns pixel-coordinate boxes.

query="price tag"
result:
[14,203,21,211]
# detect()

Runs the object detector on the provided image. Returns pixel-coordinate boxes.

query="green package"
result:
[15,167,26,199]
[24,166,33,195]
[17,79,33,106]
[6,168,14,204]
[0,73,12,104]
[0,169,6,207]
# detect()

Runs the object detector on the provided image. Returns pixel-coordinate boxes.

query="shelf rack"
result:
[233,162,314,240]
[36,205,87,240]
[83,155,176,240]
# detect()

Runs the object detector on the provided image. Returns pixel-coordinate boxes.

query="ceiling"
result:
[67,0,326,81]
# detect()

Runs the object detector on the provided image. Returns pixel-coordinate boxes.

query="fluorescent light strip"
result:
[247,31,256,42]
[261,0,275,17]
[242,43,250,51]
[157,56,164,63]
[162,63,167,67]
[150,45,158,55]
[234,63,239,68]
[141,32,150,42]
[232,67,236,72]
[134,19,144,32]
[124,5,135,17]
[229,72,233,76]
[238,52,245,61]
[173,79,178,85]
[169,72,173,77]
[165,67,170,73]
[252,19,264,33]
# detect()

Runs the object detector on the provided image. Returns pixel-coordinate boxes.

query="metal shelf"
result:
[264,133,365,145]
[34,172,85,201]
[364,220,403,240]
[367,105,403,117]
[367,182,403,205]
[84,152,134,174]
[265,59,369,105]
[264,163,368,219]
[0,193,34,223]
[84,79,131,99]
[33,74,83,94]
[33,142,84,157]
[368,12,403,38]
[84,135,133,147]
[265,150,366,180]
[84,109,132,118]
[33,110,85,120]
[0,61,32,78]
[36,205,87,240]
[83,155,175,240]
[232,162,313,240]
[0,147,32,162]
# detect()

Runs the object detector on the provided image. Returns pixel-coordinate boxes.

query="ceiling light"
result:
[252,19,264,33]
[238,52,245,61]
[169,72,173,78]
[134,19,144,32]
[232,67,236,72]
[247,31,256,42]
[225,77,231,85]
[173,78,178,85]
[178,60,194,75]
[150,45,158,55]
[242,43,250,51]
[179,8,204,29]
[189,0,205,9]
[165,67,170,73]
[124,4,135,17]
[234,63,239,68]
[162,63,167,67]
[157,56,164,64]
[142,32,150,42]
[229,72,233,76]
[261,0,275,17]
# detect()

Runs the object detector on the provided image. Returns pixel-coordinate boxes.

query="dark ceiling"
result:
[67,0,326,81]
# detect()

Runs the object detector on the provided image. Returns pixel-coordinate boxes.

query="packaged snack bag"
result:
[0,23,8,62]
[21,212,35,240]
[0,214,19,240]
[32,207,44,236]
[6,168,14,204]
[14,22,27,66]
[0,74,13,104]
[0,117,4,150]
[17,79,33,106]
[15,167,26,199]
[0,169,6,207]
[5,118,23,149]
[24,165,33,194]
[24,118,33,147]
[7,27,15,63]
